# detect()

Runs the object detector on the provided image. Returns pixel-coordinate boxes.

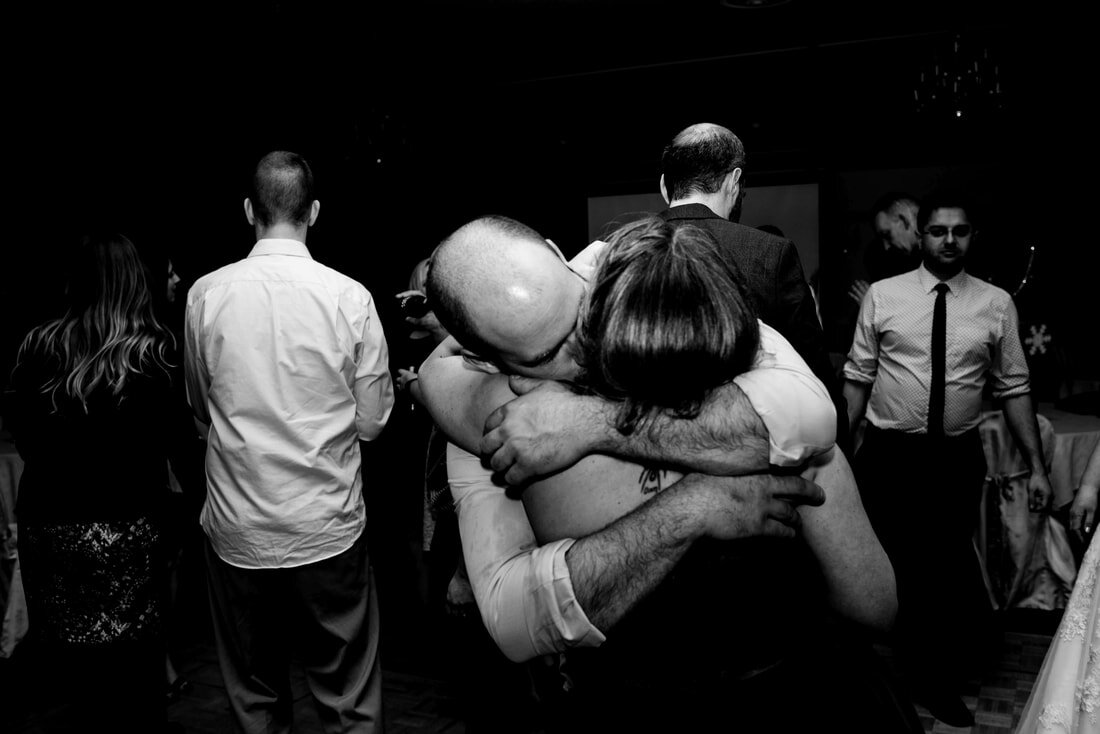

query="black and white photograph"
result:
[0,1,1094,732]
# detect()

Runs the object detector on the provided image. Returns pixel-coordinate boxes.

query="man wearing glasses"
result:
[843,191,1052,727]
[656,123,846,450]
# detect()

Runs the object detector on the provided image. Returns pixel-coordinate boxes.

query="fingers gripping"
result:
[486,440,515,473]
[483,405,506,433]
[774,477,825,508]
[504,464,529,488]
[768,498,802,531]
[762,514,798,539]
[479,426,504,457]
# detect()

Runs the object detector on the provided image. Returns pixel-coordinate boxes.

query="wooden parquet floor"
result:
[912,629,1049,734]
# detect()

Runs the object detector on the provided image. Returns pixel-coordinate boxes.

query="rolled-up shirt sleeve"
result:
[843,286,880,386]
[734,322,836,466]
[447,442,606,662]
[989,295,1031,399]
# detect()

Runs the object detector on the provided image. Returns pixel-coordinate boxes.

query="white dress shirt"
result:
[844,263,1030,436]
[444,237,836,662]
[185,239,394,569]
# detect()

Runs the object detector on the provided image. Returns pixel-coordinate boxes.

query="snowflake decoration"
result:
[1025,324,1052,355]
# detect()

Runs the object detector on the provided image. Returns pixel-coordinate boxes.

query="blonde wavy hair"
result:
[16,233,176,411]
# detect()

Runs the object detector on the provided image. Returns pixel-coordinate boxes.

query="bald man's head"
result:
[871,192,921,253]
[661,123,746,201]
[427,216,586,378]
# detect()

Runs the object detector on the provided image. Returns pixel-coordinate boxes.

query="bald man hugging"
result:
[414,215,902,732]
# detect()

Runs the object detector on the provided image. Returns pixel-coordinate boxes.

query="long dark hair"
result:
[578,217,759,434]
[15,233,176,411]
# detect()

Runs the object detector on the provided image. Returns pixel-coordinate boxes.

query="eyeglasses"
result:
[924,224,973,238]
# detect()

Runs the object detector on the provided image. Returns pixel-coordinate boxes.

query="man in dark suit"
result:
[658,122,848,448]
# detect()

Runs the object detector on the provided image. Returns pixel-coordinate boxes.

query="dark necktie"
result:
[927,282,949,439]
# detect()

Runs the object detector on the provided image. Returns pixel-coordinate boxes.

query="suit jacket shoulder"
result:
[660,205,836,402]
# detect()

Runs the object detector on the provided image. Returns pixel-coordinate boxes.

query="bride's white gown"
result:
[1018,530,1100,733]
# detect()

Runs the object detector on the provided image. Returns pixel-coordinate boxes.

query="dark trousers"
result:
[204,531,383,734]
[855,426,994,689]
[552,632,923,734]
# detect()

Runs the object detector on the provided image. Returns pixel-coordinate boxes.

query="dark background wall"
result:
[1,0,1090,669]
[4,0,1089,384]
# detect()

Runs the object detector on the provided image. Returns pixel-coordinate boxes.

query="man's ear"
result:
[725,167,743,194]
[243,198,255,226]
[545,238,567,261]
[659,174,670,205]
[308,200,320,227]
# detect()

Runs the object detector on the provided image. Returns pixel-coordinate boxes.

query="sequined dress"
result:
[9,346,201,650]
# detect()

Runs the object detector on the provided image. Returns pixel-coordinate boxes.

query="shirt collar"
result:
[662,203,722,221]
[248,238,313,259]
[917,262,969,296]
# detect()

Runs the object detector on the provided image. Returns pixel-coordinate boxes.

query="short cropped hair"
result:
[249,151,316,227]
[917,190,976,232]
[661,124,746,202]
[426,215,553,361]
[578,217,759,434]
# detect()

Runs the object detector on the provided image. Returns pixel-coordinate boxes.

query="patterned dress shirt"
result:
[844,263,1030,436]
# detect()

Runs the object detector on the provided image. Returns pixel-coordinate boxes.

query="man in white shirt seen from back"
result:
[185,150,394,734]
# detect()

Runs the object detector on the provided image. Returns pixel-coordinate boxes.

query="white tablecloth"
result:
[978,405,1100,611]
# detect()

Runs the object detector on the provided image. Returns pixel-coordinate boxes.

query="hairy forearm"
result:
[564,481,705,631]
[593,382,770,476]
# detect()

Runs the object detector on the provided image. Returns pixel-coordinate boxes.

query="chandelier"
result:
[914,34,1004,119]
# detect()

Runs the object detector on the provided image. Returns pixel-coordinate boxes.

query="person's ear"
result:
[659,174,670,205]
[243,198,255,226]
[545,239,567,262]
[726,167,743,193]
[308,200,320,227]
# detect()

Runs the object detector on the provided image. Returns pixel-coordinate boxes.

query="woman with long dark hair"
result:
[9,233,200,733]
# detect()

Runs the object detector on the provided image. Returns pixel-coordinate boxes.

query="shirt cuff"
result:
[494,538,607,662]
[842,366,875,384]
[991,383,1031,400]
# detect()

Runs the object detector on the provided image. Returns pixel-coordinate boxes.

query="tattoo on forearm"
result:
[638,466,666,495]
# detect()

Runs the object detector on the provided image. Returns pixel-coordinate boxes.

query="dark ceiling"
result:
[1,1,1093,381]
[11,1,1077,168]
[8,1,1082,232]
[7,0,1084,260]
